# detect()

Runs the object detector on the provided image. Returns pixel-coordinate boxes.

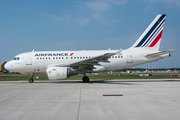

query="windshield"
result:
[13,57,20,60]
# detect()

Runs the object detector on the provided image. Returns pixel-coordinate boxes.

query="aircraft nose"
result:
[5,62,11,71]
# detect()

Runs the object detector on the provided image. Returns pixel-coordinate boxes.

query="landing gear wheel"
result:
[29,78,34,83]
[82,76,89,83]
[29,73,34,83]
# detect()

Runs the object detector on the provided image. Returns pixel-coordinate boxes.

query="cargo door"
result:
[127,51,133,63]
[26,53,32,65]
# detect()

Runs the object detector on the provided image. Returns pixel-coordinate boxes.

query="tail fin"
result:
[132,14,166,51]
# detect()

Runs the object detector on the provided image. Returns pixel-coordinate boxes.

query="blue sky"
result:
[0,0,180,68]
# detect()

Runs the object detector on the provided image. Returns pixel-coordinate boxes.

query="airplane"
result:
[5,14,174,83]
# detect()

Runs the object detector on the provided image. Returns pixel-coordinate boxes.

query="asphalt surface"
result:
[0,79,180,120]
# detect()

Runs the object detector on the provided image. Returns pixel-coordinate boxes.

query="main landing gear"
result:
[29,73,34,83]
[82,76,89,83]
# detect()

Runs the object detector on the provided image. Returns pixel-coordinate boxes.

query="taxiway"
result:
[0,79,180,120]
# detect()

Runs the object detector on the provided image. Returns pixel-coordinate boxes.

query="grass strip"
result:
[0,74,176,81]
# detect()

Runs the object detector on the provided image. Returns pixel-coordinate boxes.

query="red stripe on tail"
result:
[149,30,163,47]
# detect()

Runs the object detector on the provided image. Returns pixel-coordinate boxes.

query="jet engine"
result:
[46,67,78,80]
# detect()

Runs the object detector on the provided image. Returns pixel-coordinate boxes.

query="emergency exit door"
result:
[127,51,133,63]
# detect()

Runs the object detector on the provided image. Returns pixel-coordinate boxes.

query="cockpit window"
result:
[13,57,20,60]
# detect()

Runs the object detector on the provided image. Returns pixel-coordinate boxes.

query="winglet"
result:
[116,49,123,56]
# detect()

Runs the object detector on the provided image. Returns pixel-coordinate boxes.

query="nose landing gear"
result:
[29,73,34,83]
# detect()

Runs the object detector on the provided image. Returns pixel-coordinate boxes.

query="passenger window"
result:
[49,57,50,59]
[59,57,61,59]
[37,58,39,60]
[71,57,73,59]
[112,56,114,58]
[80,57,82,59]
[115,56,117,58]
[121,56,123,58]
[74,57,76,59]
[77,57,79,59]
[118,56,120,58]
[86,57,88,59]
[83,57,85,59]
[53,57,55,59]
[66,57,68,59]
[62,57,64,59]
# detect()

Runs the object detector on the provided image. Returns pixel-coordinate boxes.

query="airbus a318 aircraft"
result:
[5,14,174,83]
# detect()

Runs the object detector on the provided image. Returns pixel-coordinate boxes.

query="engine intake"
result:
[46,67,77,80]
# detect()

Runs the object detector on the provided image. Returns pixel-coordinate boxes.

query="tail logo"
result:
[135,14,166,48]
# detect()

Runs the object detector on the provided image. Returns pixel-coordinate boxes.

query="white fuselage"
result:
[5,48,169,74]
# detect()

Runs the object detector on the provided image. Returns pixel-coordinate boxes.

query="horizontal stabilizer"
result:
[145,50,175,57]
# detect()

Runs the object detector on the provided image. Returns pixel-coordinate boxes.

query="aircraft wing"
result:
[52,49,122,70]
[145,50,175,57]
[68,49,123,70]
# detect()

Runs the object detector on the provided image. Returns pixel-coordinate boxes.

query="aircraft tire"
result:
[29,78,34,83]
[82,76,89,83]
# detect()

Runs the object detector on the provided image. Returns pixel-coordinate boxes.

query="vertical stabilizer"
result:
[132,14,166,51]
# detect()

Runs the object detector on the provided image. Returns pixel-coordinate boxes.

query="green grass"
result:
[0,76,48,81]
[65,74,173,80]
[0,73,178,81]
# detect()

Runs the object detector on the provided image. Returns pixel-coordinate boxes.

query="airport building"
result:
[0,61,7,72]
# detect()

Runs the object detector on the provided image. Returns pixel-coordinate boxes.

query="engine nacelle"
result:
[46,67,77,80]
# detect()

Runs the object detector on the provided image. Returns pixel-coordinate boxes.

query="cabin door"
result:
[26,53,32,65]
